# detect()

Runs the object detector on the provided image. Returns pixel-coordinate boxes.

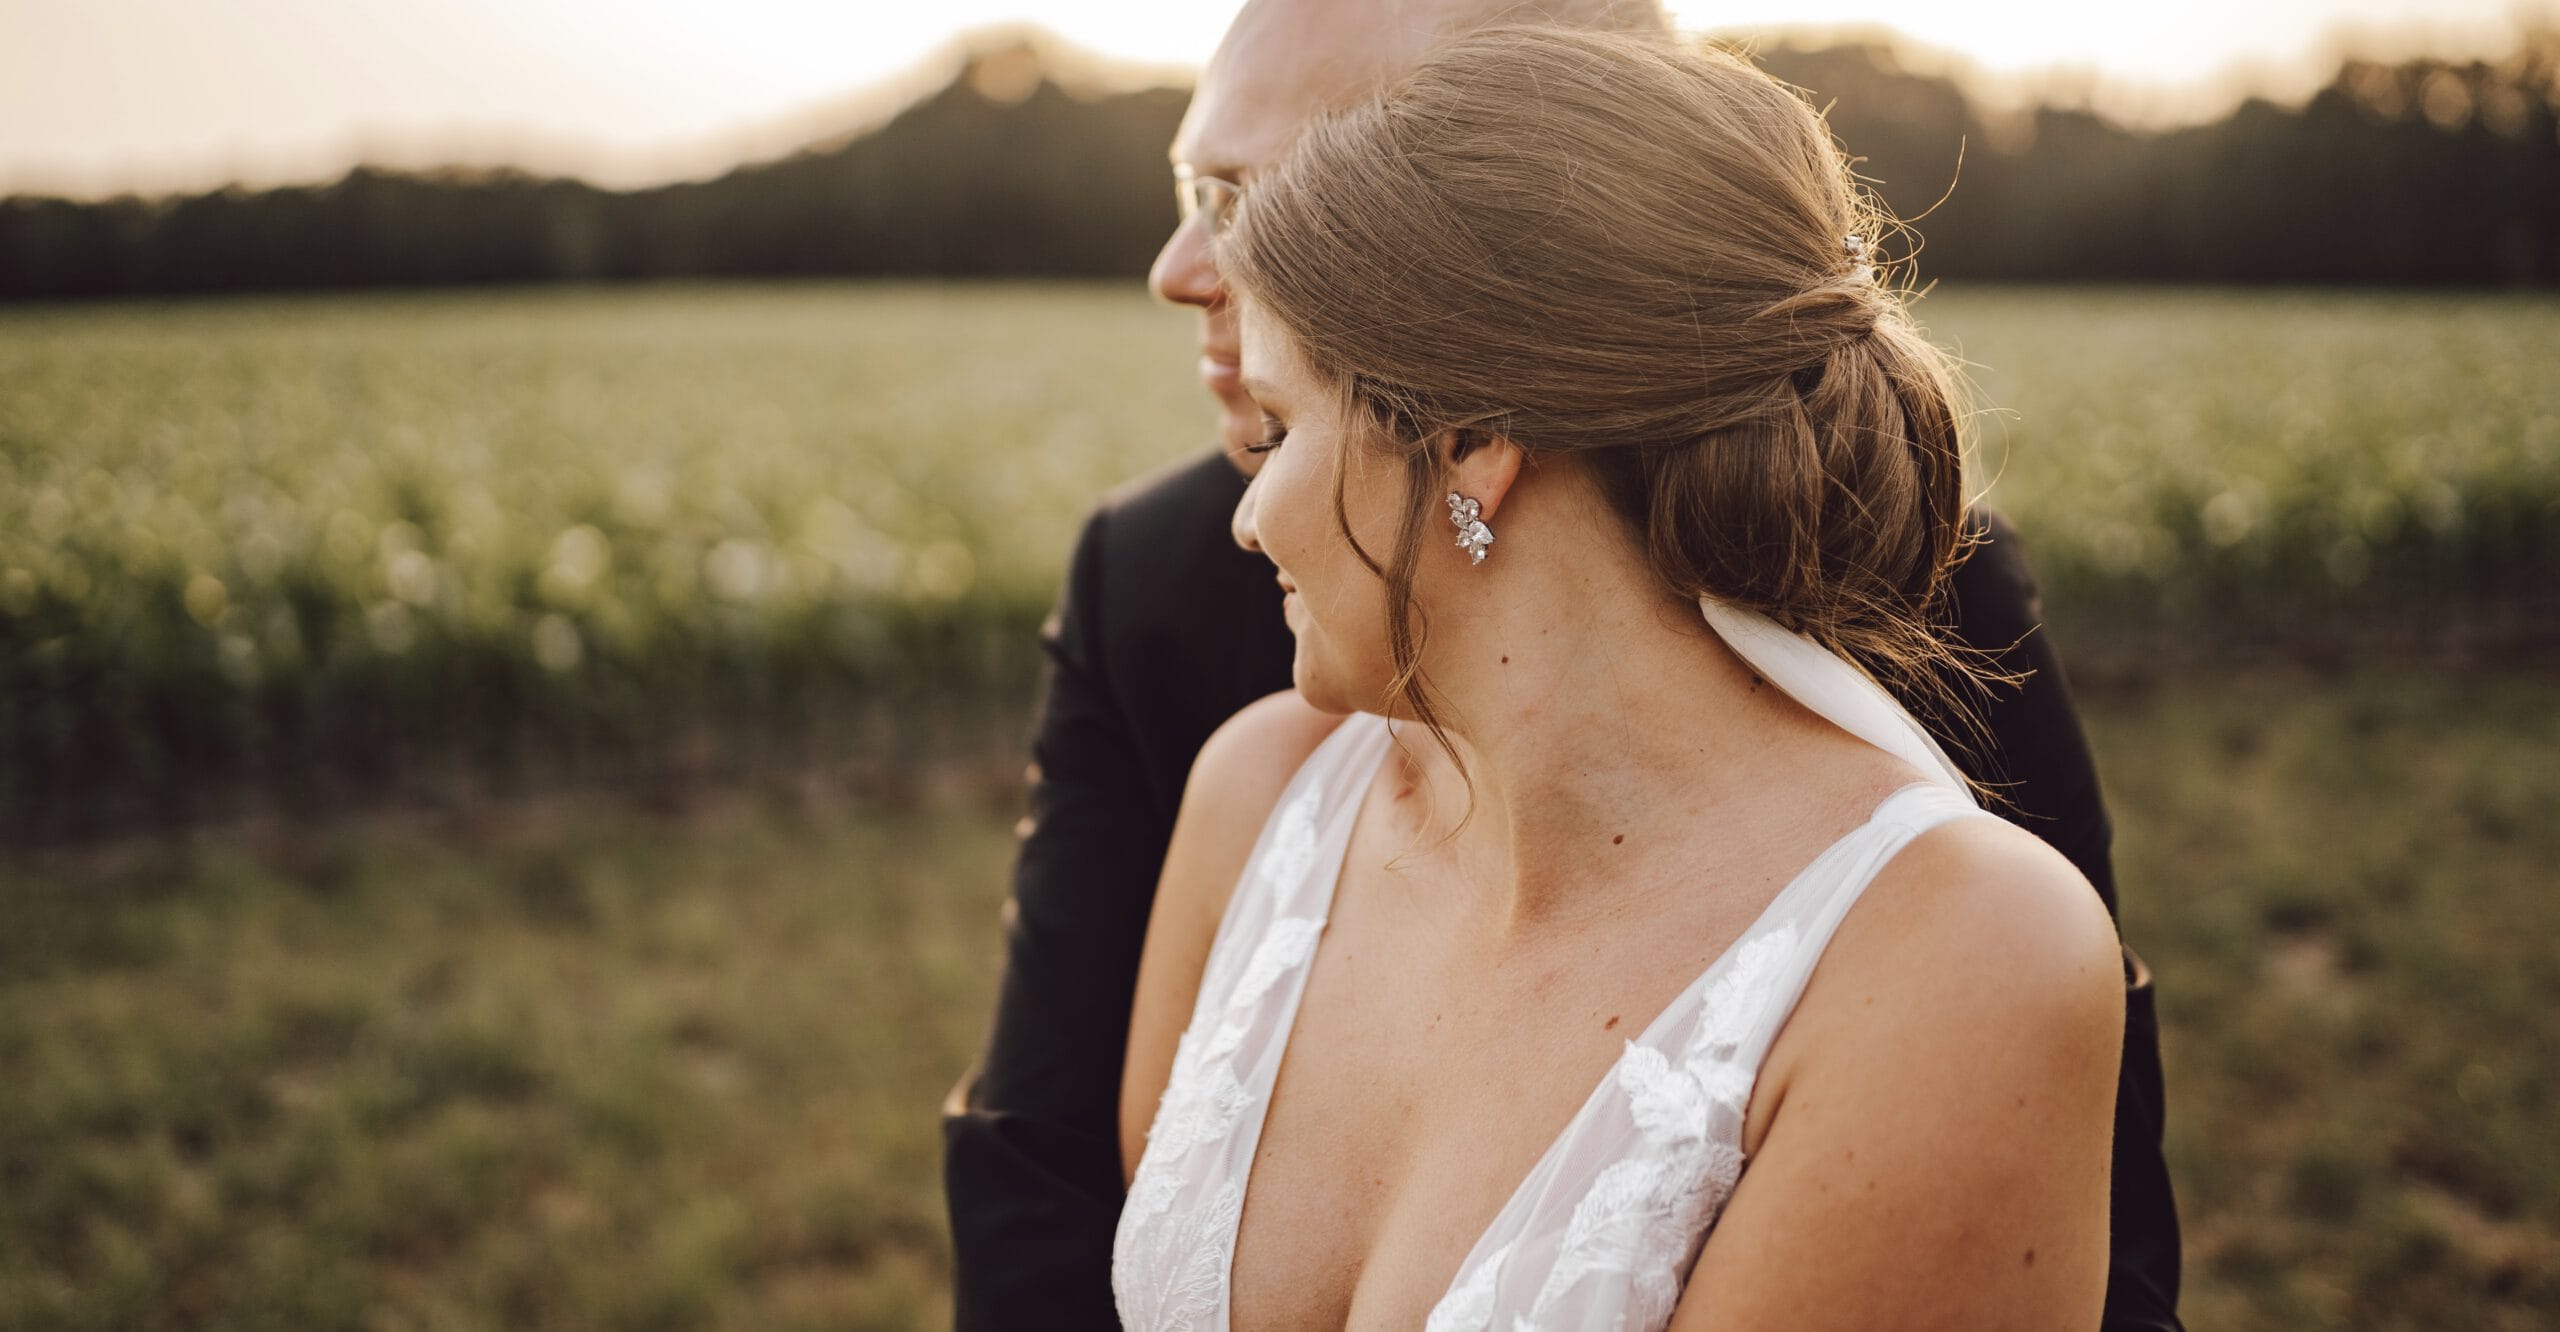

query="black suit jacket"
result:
[943,446,2181,1330]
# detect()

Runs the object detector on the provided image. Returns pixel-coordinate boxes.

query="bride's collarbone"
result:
[1363,730,1917,920]
[1230,762,1932,1324]
[1312,767,1897,1060]
[1233,871,1752,1325]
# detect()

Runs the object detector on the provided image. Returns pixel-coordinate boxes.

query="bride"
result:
[1111,25,2124,1331]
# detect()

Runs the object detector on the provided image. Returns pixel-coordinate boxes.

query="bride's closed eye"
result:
[1244,414,1289,454]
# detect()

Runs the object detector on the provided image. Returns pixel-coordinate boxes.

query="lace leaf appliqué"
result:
[1256,784,1324,913]
[1424,1239,1514,1332]
[1115,1176,1244,1330]
[1505,921,1796,1327]
[1115,760,1344,1330]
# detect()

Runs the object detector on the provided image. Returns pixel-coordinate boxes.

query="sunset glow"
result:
[1,0,2544,197]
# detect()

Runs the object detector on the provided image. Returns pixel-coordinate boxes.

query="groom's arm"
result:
[943,502,1167,1332]
[1942,508,2184,1332]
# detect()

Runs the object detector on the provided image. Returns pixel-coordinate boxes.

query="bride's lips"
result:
[1200,352,1242,396]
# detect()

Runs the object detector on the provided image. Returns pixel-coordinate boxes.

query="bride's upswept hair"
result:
[1221,24,1998,779]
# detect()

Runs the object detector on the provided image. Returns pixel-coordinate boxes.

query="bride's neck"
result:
[1379,517,1847,932]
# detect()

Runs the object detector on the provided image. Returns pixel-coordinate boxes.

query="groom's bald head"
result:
[1154,0,1673,471]
[1176,0,1672,182]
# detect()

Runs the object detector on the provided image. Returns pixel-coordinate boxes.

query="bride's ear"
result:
[1442,427,1525,520]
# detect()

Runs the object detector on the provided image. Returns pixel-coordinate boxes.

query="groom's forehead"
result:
[1173,1,1435,176]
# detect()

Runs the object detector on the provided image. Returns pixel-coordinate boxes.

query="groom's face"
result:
[1151,0,1422,477]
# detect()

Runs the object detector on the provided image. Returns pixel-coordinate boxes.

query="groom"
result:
[941,1,2182,1328]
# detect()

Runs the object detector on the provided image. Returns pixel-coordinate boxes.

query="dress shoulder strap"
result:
[1414,783,1997,1330]
[1114,709,1397,1330]
[1204,710,1391,957]
[1723,782,1994,1074]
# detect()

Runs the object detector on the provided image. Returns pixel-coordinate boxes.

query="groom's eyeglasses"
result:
[1174,164,1244,234]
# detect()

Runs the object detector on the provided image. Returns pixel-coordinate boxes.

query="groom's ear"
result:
[1443,426,1526,520]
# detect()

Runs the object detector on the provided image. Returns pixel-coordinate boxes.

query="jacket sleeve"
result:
[943,503,1166,1332]
[1943,510,2184,1332]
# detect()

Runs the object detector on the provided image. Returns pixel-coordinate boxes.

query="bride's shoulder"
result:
[1196,687,1352,793]
[1697,810,2126,1324]
[1750,807,2124,1144]
[1680,805,2127,1326]
[1181,689,1352,836]
[1164,691,1354,909]
[1121,691,1355,1175]
[1847,810,2124,1032]
[1904,809,2116,948]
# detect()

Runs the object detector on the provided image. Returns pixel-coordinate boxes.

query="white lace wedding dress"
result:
[1111,598,2000,1330]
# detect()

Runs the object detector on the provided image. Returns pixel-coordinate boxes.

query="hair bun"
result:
[1220,23,1989,737]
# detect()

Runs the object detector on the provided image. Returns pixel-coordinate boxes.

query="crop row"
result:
[3,283,2553,836]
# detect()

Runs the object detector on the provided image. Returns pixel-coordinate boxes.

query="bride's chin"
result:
[1288,654,1361,719]
[1290,666,1345,717]
[1292,664,1401,721]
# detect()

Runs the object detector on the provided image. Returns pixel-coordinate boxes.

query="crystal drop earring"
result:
[1446,491,1494,565]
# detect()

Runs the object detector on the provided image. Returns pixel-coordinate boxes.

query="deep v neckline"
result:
[1218,710,1940,1323]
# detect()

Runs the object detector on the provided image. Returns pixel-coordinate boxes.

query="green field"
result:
[2,283,2557,1327]
[3,284,2556,837]
[1,672,2554,1330]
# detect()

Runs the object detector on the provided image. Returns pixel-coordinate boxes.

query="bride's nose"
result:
[1231,471,1264,554]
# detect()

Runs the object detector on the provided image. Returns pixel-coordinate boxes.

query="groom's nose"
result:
[1150,210,1223,310]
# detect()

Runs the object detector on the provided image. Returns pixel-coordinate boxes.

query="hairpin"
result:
[1843,233,1876,284]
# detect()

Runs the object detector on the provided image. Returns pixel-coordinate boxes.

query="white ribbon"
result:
[1696,595,1973,799]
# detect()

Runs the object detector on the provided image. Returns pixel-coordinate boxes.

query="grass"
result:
[1,668,2554,1329]
[2095,670,2560,1330]
[4,284,2555,838]
[0,784,1017,1331]
[0,283,1203,840]
[1945,288,2560,655]
[3,280,2554,1325]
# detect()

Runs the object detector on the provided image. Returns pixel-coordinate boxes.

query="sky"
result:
[2,0,2546,198]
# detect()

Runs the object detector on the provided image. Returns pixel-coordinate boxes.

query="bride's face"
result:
[1231,300,1408,715]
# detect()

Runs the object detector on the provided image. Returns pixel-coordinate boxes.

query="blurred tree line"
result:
[4,28,2556,299]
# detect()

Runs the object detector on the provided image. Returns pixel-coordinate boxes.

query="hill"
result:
[3,26,2555,297]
